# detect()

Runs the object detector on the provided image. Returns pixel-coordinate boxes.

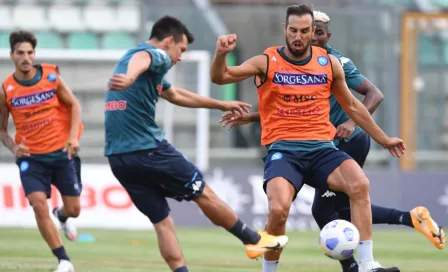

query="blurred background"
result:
[0,1,447,271]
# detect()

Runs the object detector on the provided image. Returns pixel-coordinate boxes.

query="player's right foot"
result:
[410,206,446,249]
[52,208,77,241]
[358,261,400,272]
[245,231,288,259]
[54,260,74,272]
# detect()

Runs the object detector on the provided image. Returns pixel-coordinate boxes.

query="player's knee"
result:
[346,175,370,199]
[30,199,49,219]
[268,199,290,225]
[65,205,81,218]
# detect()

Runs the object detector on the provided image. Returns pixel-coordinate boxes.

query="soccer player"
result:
[0,30,83,272]
[218,9,446,272]
[211,4,406,272]
[104,16,288,272]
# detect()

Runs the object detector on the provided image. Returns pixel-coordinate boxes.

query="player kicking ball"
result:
[0,30,84,272]
[219,9,445,272]
[104,16,288,272]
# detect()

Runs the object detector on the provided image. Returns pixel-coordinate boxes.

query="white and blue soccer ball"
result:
[319,219,360,260]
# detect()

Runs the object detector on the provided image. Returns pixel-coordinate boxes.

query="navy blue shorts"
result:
[107,140,205,224]
[312,131,371,226]
[263,146,351,200]
[17,156,82,199]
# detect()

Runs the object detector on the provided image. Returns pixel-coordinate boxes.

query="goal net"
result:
[0,49,211,170]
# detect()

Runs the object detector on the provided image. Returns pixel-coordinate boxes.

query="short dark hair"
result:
[286,4,314,25]
[9,30,37,52]
[149,16,194,44]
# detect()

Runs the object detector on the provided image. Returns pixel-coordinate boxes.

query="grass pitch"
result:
[0,227,447,272]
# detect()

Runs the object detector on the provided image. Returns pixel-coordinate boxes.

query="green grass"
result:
[0,228,447,271]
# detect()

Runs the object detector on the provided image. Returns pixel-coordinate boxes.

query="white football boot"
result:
[358,261,400,272]
[54,260,74,272]
[52,208,77,241]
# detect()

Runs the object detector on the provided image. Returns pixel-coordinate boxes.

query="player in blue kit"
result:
[104,16,289,272]
[219,10,445,272]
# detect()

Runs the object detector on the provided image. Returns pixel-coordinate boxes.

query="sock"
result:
[173,266,189,272]
[357,240,374,263]
[263,259,280,272]
[55,207,68,223]
[228,219,261,245]
[371,205,413,228]
[52,246,70,262]
[339,256,358,272]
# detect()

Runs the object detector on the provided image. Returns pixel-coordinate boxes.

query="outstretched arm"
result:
[330,54,404,157]
[161,86,251,115]
[211,34,267,85]
[0,86,15,154]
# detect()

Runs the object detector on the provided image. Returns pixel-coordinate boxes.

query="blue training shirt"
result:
[326,44,367,145]
[104,42,172,156]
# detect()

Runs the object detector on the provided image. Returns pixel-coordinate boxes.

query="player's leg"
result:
[340,132,446,249]
[51,157,82,241]
[146,140,288,259]
[108,158,188,271]
[321,154,399,271]
[17,159,73,271]
[261,151,303,272]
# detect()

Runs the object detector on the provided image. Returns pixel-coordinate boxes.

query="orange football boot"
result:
[410,206,446,250]
[245,230,289,259]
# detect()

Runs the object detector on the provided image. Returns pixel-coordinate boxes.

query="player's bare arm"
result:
[56,76,82,159]
[109,51,151,91]
[161,86,251,115]
[211,34,267,85]
[0,86,16,154]
[329,54,405,157]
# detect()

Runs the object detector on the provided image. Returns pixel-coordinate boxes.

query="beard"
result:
[285,38,311,58]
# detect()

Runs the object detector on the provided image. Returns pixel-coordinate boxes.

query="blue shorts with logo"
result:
[107,140,205,224]
[312,131,371,227]
[263,146,352,200]
[17,156,82,199]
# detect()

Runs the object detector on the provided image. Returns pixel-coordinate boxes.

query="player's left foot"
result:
[245,230,288,259]
[52,208,77,241]
[54,260,74,272]
[410,206,446,250]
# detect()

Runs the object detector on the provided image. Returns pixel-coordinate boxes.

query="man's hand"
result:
[219,112,252,130]
[335,119,356,139]
[15,139,30,158]
[219,101,251,116]
[216,34,237,55]
[381,138,406,158]
[64,138,80,160]
[108,74,135,91]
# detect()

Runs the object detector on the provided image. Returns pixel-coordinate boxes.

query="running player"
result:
[219,9,446,272]
[211,4,404,272]
[0,30,83,272]
[104,16,288,272]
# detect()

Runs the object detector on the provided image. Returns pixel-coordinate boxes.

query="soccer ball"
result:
[319,219,360,260]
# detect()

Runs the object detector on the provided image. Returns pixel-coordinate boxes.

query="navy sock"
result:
[228,219,261,245]
[54,207,68,223]
[173,266,189,272]
[52,246,70,262]
[371,205,414,228]
[340,256,358,272]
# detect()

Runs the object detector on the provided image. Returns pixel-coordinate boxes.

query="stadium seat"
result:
[67,32,99,49]
[444,41,448,64]
[12,5,49,31]
[0,32,10,49]
[102,32,135,49]
[84,5,118,32]
[35,32,63,49]
[116,4,140,32]
[48,5,85,32]
[0,6,13,31]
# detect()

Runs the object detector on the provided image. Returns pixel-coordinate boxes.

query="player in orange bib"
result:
[0,30,83,272]
[211,5,404,272]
